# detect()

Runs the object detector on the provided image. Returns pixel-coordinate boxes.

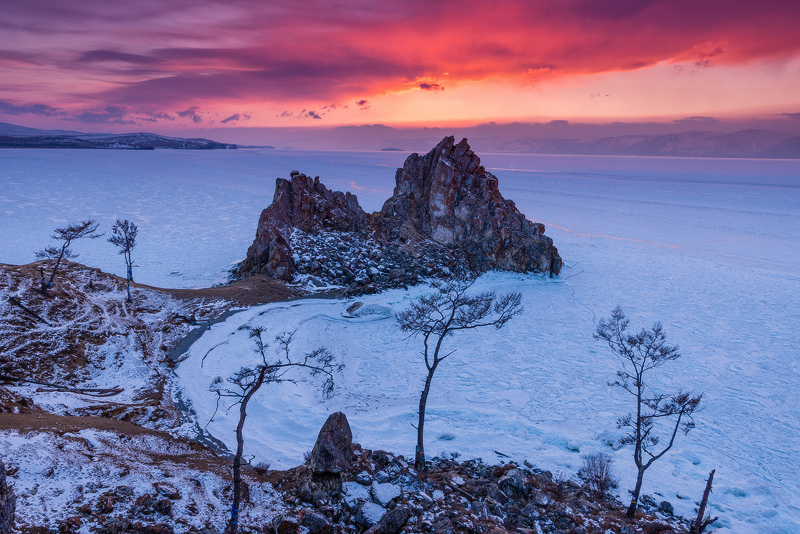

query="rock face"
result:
[237,173,369,280]
[236,137,561,289]
[376,136,561,274]
[310,412,354,475]
[0,461,14,534]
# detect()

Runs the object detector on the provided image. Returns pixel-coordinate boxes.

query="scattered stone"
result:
[356,471,373,485]
[370,482,401,507]
[273,514,301,534]
[355,501,385,527]
[300,510,331,534]
[498,469,528,500]
[310,412,353,475]
[342,481,371,509]
[364,506,412,534]
[432,517,456,534]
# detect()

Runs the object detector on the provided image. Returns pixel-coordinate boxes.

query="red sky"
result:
[1,0,800,132]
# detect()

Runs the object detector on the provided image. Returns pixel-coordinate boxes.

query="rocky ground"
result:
[259,413,691,534]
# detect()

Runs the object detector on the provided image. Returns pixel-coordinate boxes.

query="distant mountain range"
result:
[0,122,237,150]
[466,129,800,158]
[3,120,800,157]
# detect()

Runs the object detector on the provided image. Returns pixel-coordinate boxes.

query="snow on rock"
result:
[370,481,401,507]
[0,428,282,533]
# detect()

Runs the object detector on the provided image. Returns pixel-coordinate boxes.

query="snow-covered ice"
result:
[2,148,799,533]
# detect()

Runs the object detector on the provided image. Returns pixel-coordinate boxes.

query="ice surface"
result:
[2,148,799,533]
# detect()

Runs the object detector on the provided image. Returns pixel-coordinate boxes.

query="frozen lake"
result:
[1,148,798,287]
[2,147,800,533]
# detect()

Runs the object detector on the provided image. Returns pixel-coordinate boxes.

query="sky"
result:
[1,0,800,136]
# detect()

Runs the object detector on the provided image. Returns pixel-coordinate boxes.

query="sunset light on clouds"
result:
[2,0,800,131]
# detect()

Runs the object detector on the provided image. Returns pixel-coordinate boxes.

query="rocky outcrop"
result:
[376,136,561,274]
[310,412,354,476]
[237,173,369,280]
[236,137,561,290]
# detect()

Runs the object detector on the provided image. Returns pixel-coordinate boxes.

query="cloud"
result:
[0,100,65,116]
[176,106,203,123]
[780,112,800,120]
[419,83,444,91]
[299,110,322,120]
[74,105,134,124]
[78,49,160,64]
[356,99,370,109]
[220,113,251,124]
[689,42,725,68]
[135,106,175,123]
[2,1,800,112]
[674,115,720,123]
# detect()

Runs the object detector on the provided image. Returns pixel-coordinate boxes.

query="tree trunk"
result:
[693,469,715,533]
[626,468,646,518]
[126,279,132,303]
[415,368,436,472]
[230,400,246,534]
[47,243,69,287]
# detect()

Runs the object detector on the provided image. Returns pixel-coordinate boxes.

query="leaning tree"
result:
[107,219,138,302]
[36,219,101,291]
[397,277,522,472]
[595,306,702,518]
[211,328,341,534]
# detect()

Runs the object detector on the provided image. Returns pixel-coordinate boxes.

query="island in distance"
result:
[0,121,239,150]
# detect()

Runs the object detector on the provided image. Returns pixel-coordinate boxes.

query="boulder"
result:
[310,412,353,475]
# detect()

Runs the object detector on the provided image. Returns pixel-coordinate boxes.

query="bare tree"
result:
[578,452,618,497]
[595,306,702,518]
[107,219,138,302]
[35,219,101,290]
[397,277,522,472]
[212,328,341,534]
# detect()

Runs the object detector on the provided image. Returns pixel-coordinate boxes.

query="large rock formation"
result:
[237,173,369,279]
[376,136,561,274]
[236,137,561,291]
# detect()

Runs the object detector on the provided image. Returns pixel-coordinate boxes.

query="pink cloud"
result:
[0,0,798,120]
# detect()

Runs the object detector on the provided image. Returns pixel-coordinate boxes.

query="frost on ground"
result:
[0,427,282,533]
[0,260,225,427]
